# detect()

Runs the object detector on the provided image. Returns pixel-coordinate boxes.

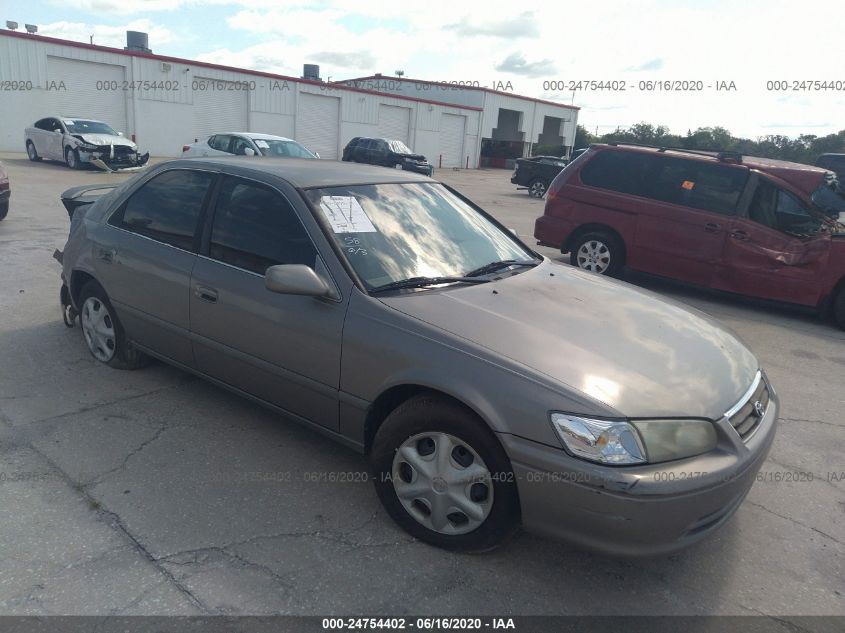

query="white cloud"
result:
[39,18,178,47]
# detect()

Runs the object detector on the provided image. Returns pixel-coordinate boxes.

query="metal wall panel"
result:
[46,57,128,134]
[377,105,411,144]
[438,113,466,167]
[191,77,248,141]
[297,92,340,159]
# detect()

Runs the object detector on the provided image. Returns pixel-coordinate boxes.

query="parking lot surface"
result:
[0,154,843,616]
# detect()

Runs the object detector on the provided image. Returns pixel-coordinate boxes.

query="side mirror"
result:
[244,147,256,156]
[265,264,330,297]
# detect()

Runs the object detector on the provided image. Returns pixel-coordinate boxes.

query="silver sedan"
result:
[57,157,777,554]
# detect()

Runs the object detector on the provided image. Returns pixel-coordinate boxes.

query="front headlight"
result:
[551,413,717,465]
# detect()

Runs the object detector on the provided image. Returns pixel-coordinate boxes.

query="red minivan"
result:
[534,143,845,328]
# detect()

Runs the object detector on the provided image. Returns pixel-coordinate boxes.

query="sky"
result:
[2,0,843,140]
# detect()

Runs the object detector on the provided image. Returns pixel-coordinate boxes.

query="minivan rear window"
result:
[580,151,654,196]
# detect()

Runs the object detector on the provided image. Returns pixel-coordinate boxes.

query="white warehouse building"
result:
[0,30,578,168]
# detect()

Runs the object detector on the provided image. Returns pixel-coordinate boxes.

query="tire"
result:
[0,200,7,221]
[26,141,41,162]
[78,280,149,369]
[833,288,845,330]
[569,230,624,276]
[65,146,80,170]
[528,178,547,198]
[370,394,520,552]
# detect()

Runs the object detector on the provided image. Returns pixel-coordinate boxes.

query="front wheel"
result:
[370,394,520,552]
[78,281,149,369]
[570,231,624,276]
[65,146,80,169]
[0,200,7,221]
[528,178,547,198]
[833,288,845,330]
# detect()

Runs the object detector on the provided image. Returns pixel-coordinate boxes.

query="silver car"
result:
[57,157,778,554]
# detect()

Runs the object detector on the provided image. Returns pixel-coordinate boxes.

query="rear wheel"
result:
[26,141,41,161]
[370,394,520,552]
[78,281,149,369]
[570,230,624,276]
[833,288,845,330]
[65,146,81,169]
[528,178,547,198]
[0,200,7,221]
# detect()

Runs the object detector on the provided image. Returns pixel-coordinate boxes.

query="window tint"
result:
[110,170,214,250]
[209,177,316,275]
[580,151,655,196]
[648,157,747,215]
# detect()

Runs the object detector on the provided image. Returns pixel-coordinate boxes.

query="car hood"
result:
[74,134,135,148]
[378,260,758,420]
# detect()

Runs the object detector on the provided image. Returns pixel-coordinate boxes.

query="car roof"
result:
[59,117,105,122]
[593,143,828,194]
[163,156,433,188]
[214,132,298,142]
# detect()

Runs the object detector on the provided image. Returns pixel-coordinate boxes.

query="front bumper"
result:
[401,162,433,176]
[502,382,778,556]
[79,147,150,171]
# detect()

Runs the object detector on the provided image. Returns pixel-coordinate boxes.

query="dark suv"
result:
[511,155,569,198]
[342,137,432,175]
[816,153,845,181]
[534,143,845,328]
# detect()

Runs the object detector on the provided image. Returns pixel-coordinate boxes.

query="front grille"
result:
[726,376,769,440]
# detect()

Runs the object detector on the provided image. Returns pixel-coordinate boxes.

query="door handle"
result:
[704,222,721,233]
[194,285,218,303]
[730,230,750,241]
[96,247,116,263]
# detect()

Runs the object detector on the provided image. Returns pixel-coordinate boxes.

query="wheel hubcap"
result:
[67,152,76,167]
[531,182,546,197]
[392,432,493,535]
[576,240,611,273]
[27,145,35,159]
[81,297,116,362]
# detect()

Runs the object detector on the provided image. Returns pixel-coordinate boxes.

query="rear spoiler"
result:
[60,183,118,219]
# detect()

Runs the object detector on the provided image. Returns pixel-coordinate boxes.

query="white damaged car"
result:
[25,117,150,171]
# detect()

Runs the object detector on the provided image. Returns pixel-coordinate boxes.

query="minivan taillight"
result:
[546,173,564,203]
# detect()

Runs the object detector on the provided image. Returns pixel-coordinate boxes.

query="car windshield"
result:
[388,140,413,154]
[63,120,118,135]
[811,180,845,220]
[305,182,536,290]
[253,139,316,158]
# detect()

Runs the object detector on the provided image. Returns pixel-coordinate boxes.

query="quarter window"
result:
[208,177,316,275]
[579,151,655,196]
[109,169,214,250]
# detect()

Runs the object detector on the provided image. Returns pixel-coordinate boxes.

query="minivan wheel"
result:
[26,141,41,161]
[570,231,623,276]
[78,281,149,369]
[65,146,80,170]
[833,288,845,330]
[528,179,547,198]
[370,394,520,552]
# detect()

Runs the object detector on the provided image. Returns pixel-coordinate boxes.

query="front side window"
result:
[648,157,747,215]
[231,136,254,155]
[209,135,232,152]
[305,182,534,290]
[209,177,316,275]
[580,151,655,197]
[749,180,820,234]
[109,169,214,250]
[63,119,118,135]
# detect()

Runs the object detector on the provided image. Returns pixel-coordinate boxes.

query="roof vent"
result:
[302,64,320,81]
[125,30,151,53]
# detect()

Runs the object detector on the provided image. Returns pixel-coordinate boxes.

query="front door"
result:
[714,178,830,306]
[189,175,346,430]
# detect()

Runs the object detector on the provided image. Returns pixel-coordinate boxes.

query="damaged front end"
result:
[75,141,150,172]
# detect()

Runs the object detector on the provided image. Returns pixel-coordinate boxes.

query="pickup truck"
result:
[510,155,568,198]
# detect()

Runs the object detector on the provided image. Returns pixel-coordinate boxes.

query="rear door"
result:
[631,156,748,286]
[46,118,65,160]
[100,168,217,365]
[189,175,346,429]
[715,176,830,306]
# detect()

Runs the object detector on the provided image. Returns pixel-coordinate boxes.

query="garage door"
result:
[46,57,128,135]
[297,93,340,159]
[438,114,466,167]
[377,105,410,145]
[192,78,249,142]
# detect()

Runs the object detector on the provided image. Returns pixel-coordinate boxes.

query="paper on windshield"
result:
[319,196,377,233]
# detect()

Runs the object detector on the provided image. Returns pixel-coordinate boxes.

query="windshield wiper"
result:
[369,276,491,294]
[464,259,540,278]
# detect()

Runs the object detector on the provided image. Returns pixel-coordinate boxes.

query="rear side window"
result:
[580,151,655,196]
[208,177,317,275]
[34,118,53,131]
[109,169,214,250]
[648,157,747,215]
[209,135,231,152]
